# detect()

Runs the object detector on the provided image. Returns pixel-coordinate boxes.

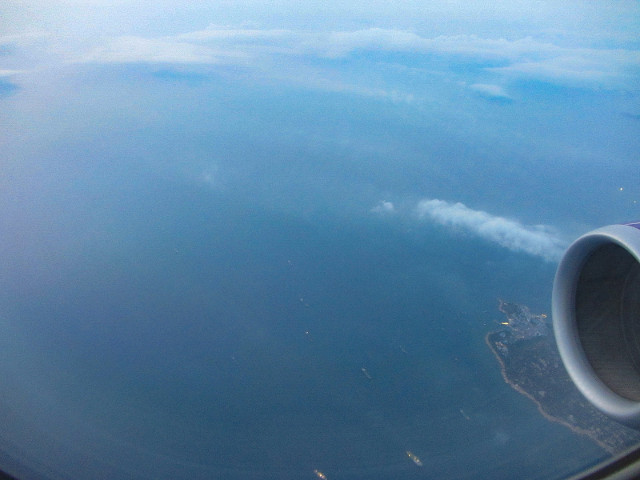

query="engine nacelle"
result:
[553,223,640,427]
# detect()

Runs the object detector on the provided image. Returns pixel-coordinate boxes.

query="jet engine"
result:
[553,223,640,428]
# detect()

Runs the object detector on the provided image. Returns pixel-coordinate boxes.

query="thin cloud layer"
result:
[371,200,396,214]
[415,199,566,261]
[0,69,25,77]
[77,26,640,90]
[469,83,512,100]
[491,48,640,89]
[81,36,249,64]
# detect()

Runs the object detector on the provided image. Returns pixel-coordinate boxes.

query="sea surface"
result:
[0,171,608,479]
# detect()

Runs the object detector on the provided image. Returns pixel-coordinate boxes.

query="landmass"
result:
[486,300,640,454]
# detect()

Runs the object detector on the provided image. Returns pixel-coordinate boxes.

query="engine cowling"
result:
[553,222,640,427]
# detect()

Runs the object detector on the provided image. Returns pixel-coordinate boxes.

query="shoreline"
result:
[484,331,612,453]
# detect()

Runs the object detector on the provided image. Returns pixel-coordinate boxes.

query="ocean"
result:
[0,170,606,479]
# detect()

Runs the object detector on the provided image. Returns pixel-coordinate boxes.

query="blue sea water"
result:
[0,167,605,479]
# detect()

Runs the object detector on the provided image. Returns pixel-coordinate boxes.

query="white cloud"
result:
[0,31,50,46]
[76,27,639,90]
[171,27,560,61]
[490,47,640,89]
[415,199,565,261]
[302,76,416,104]
[371,200,396,214]
[0,69,25,77]
[80,36,249,64]
[177,26,297,43]
[324,31,553,60]
[469,83,511,100]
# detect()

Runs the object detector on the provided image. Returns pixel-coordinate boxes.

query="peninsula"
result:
[486,300,640,454]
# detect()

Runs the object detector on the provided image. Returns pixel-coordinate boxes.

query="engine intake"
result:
[553,223,640,427]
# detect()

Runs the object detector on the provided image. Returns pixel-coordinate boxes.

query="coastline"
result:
[484,331,612,453]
